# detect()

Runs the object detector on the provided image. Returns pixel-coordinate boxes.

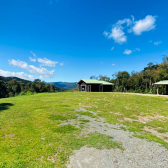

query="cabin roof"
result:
[154,80,168,85]
[77,79,114,85]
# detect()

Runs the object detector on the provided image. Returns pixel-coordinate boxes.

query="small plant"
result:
[19,92,26,96]
[26,91,33,95]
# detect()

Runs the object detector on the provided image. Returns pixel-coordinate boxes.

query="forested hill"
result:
[49,82,77,89]
[0,76,31,84]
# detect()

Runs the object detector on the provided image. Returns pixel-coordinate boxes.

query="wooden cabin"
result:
[77,79,114,92]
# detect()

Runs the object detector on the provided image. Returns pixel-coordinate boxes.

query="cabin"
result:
[77,79,114,92]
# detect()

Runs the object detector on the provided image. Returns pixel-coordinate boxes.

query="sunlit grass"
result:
[1,92,168,167]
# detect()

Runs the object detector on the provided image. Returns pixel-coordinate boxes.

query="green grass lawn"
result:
[0,92,168,167]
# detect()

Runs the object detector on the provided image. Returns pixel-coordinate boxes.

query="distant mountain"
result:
[49,82,77,89]
[0,76,31,84]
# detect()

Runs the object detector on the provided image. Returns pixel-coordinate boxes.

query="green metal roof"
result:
[77,79,114,85]
[154,80,168,85]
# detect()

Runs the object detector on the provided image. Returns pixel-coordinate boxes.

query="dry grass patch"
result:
[117,115,168,124]
[144,126,168,143]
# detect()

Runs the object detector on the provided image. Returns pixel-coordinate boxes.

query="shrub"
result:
[144,88,150,94]
[19,92,25,96]
[8,92,14,97]
[118,86,124,92]
[26,91,33,95]
[152,86,157,94]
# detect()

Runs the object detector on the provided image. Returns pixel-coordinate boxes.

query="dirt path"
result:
[66,108,168,168]
[116,92,168,97]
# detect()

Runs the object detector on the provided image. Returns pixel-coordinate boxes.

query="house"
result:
[77,79,114,92]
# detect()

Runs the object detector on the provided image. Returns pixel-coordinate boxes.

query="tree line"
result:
[0,78,66,98]
[90,56,168,94]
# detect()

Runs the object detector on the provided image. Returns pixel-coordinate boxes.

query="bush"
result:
[127,89,134,93]
[134,88,142,93]
[8,92,14,97]
[19,92,25,96]
[118,86,124,92]
[144,88,150,94]
[152,86,157,94]
[114,89,118,92]
[26,91,33,95]
[146,92,153,94]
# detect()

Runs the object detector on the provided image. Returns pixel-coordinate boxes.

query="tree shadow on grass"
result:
[0,103,14,112]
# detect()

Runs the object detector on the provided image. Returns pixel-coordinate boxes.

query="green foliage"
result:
[92,58,168,94]
[26,91,33,95]
[19,92,26,96]
[0,78,67,99]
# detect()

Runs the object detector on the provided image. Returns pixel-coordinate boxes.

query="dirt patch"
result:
[5,133,15,138]
[144,126,168,143]
[117,115,168,124]
[117,118,124,122]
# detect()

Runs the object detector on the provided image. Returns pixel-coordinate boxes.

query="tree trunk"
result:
[149,77,152,92]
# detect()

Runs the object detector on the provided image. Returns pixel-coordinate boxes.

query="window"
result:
[82,86,85,91]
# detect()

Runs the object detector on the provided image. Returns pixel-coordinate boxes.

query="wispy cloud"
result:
[123,49,132,55]
[37,58,58,67]
[60,63,64,66]
[135,48,140,51]
[9,59,55,78]
[0,69,34,79]
[111,47,114,50]
[29,57,36,62]
[31,51,36,57]
[130,15,156,35]
[154,41,161,45]
[104,27,127,44]
[149,40,153,43]
[112,63,115,66]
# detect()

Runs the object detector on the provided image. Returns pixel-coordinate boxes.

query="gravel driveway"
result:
[66,108,168,168]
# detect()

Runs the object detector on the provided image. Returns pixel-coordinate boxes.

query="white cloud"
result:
[0,69,34,79]
[9,59,55,78]
[37,58,58,67]
[29,57,36,62]
[60,63,64,66]
[135,48,140,51]
[108,26,127,44]
[154,41,161,45]
[112,64,115,66]
[116,18,132,27]
[104,15,157,45]
[123,49,132,55]
[111,47,114,50]
[131,15,156,35]
[103,17,135,44]
[31,51,36,57]
[103,31,108,36]
[149,40,153,42]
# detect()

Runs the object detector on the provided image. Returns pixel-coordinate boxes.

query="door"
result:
[88,85,91,92]
[81,85,86,91]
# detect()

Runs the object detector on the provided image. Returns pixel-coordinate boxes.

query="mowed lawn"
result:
[0,92,168,167]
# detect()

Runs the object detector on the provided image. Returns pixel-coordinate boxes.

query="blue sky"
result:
[0,0,168,82]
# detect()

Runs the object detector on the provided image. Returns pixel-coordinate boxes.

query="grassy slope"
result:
[0,92,168,167]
